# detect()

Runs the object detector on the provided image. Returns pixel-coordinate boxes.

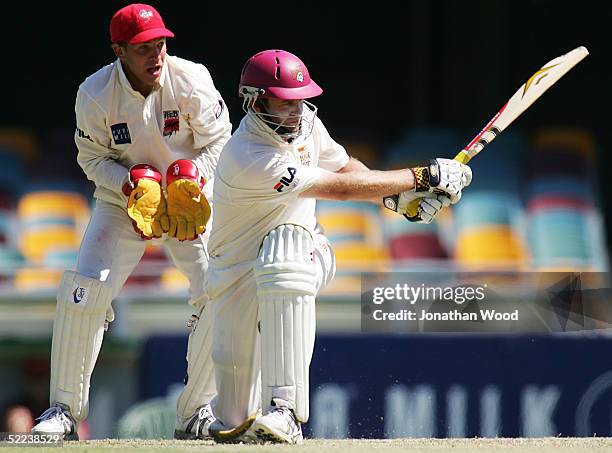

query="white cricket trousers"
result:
[50,200,212,420]
[209,232,335,427]
[77,200,210,302]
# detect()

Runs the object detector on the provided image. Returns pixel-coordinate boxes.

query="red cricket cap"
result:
[110,4,174,44]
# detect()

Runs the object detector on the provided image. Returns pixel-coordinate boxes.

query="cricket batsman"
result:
[204,49,471,444]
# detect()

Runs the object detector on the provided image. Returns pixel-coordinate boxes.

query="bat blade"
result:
[455,46,589,164]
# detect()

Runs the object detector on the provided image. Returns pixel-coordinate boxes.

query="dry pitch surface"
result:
[4,438,612,453]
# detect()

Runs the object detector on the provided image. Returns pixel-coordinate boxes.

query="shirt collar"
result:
[115,57,168,97]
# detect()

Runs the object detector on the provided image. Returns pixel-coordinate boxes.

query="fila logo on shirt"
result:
[213,100,224,119]
[273,167,297,192]
[76,127,93,143]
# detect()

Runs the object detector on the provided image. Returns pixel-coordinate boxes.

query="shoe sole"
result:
[251,421,302,444]
[32,430,79,441]
[173,430,212,440]
[210,415,257,444]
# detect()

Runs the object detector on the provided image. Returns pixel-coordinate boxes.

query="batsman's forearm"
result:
[303,169,415,201]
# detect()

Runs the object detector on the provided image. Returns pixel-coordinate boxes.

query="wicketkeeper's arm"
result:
[75,88,130,198]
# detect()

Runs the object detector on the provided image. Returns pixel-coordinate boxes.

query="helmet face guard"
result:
[240,87,318,144]
[238,50,323,144]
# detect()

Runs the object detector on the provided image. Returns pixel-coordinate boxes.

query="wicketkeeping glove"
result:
[123,164,169,239]
[166,159,211,241]
[383,191,451,224]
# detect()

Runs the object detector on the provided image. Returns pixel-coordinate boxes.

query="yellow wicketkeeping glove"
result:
[165,159,211,241]
[124,164,169,239]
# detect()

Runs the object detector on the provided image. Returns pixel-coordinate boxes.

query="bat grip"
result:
[454,150,471,164]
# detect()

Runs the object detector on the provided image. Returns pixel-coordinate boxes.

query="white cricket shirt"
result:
[208,113,349,273]
[74,55,231,206]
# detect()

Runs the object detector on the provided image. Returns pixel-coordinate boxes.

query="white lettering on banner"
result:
[311,384,352,438]
[447,385,467,437]
[575,370,612,436]
[306,383,566,438]
[480,385,502,437]
[384,385,436,438]
[520,385,561,436]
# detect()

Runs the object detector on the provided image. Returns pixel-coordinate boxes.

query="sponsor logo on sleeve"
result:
[110,123,131,145]
[273,167,297,192]
[163,110,180,136]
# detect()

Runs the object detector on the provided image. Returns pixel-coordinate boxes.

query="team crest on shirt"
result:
[110,123,131,144]
[297,146,312,166]
[163,110,180,136]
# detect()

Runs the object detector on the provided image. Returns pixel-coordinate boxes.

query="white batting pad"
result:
[313,233,336,293]
[255,224,318,423]
[176,302,216,420]
[50,271,113,421]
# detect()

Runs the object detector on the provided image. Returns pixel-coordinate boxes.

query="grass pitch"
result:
[4,438,612,453]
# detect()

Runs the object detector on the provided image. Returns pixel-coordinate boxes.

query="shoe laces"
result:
[269,404,298,428]
[197,404,213,421]
[36,404,73,428]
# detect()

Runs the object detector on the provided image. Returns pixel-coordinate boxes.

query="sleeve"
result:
[228,155,325,206]
[315,118,350,172]
[74,88,128,198]
[182,65,232,182]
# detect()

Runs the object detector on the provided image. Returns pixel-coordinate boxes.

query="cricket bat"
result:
[454,46,589,165]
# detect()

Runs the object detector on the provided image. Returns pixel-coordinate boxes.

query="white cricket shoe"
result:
[252,399,303,444]
[174,404,215,440]
[31,403,78,440]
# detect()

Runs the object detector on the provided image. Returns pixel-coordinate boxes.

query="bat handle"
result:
[454,150,471,164]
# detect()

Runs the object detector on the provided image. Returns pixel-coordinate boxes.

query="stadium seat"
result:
[455,225,528,267]
[125,243,168,287]
[43,249,79,269]
[382,208,448,260]
[19,227,80,263]
[0,127,39,164]
[14,267,63,292]
[383,126,461,169]
[452,192,529,270]
[160,266,189,293]
[532,128,596,162]
[524,127,608,271]
[459,132,526,194]
[0,246,25,283]
[0,151,26,197]
[317,200,388,271]
[16,191,90,264]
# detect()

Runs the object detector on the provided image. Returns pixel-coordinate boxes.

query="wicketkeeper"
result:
[32,3,230,440]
